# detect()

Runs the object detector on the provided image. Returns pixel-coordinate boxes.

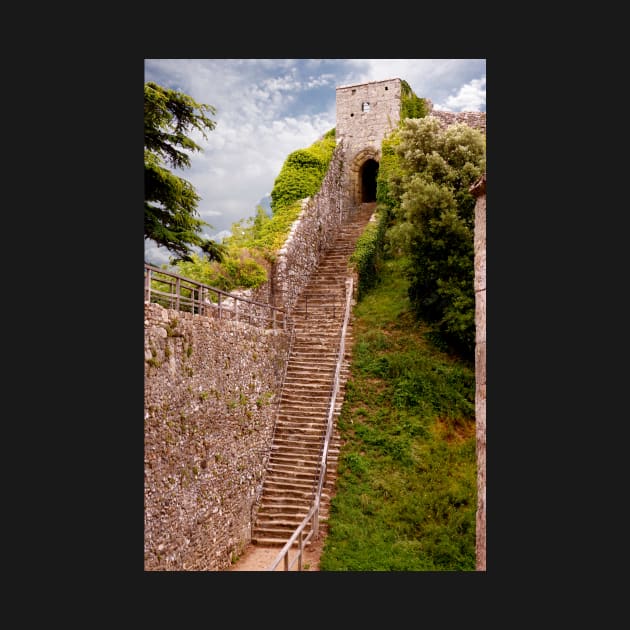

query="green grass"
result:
[319,255,476,571]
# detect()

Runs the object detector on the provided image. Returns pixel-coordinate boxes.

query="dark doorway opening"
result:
[360,159,379,202]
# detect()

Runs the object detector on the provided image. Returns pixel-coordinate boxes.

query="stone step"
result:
[268,446,339,460]
[267,458,320,471]
[252,524,311,539]
[271,439,324,452]
[278,394,333,404]
[258,497,313,510]
[270,446,323,458]
[283,372,348,381]
[263,478,316,492]
[266,464,321,477]
[251,533,316,547]
[260,486,314,500]
[252,204,374,545]
[283,376,335,385]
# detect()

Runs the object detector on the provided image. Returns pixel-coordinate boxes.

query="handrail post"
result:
[265,277,354,571]
[145,267,151,302]
[313,501,319,538]
[144,264,285,331]
[298,531,303,571]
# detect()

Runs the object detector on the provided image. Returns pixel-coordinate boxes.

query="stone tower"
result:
[335,78,402,205]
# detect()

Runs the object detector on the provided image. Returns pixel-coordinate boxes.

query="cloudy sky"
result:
[144,59,486,266]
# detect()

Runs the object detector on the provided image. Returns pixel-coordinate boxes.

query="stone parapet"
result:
[430,110,486,135]
[268,141,350,316]
[144,302,290,570]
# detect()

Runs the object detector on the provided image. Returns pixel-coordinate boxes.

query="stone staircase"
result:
[251,202,376,547]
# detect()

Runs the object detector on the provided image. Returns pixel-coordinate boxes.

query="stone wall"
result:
[335,78,402,165]
[255,80,485,317]
[143,78,486,572]
[144,136,351,572]
[144,302,290,571]
[471,173,486,570]
[430,109,486,135]
[261,140,351,316]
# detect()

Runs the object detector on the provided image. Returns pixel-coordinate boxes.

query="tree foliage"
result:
[144,81,225,263]
[173,129,338,293]
[270,129,336,212]
[382,117,486,359]
[175,250,269,294]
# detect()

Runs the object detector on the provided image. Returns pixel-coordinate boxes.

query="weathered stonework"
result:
[259,141,351,317]
[336,78,402,206]
[336,78,402,160]
[430,109,486,135]
[335,77,486,206]
[144,77,486,571]
[252,78,486,315]
[144,302,289,571]
[471,173,486,571]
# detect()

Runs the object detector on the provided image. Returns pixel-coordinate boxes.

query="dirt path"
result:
[227,527,326,571]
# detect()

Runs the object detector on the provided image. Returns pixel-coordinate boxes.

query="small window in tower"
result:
[385,86,388,90]
[362,102,370,112]
[352,89,356,94]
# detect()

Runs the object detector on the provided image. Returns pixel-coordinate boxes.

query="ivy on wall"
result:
[174,129,337,291]
[172,79,429,294]
[227,128,337,258]
[400,79,429,120]
[270,128,336,212]
[349,211,388,300]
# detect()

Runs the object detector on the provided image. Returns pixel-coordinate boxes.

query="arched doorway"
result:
[360,159,379,202]
[348,147,380,206]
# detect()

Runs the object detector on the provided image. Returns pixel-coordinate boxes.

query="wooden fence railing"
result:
[144,264,286,330]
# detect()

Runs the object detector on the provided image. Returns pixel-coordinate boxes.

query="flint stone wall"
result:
[430,109,486,135]
[143,79,486,572]
[335,78,402,161]
[256,140,351,316]
[144,302,290,571]
[471,173,486,570]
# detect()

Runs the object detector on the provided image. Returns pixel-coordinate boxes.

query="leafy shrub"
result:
[173,130,337,291]
[400,79,430,120]
[270,131,336,213]
[350,211,389,300]
[379,117,485,360]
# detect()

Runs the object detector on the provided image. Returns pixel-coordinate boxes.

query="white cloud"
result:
[435,77,486,112]
[144,59,486,258]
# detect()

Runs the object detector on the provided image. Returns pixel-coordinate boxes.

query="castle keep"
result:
[335,78,402,206]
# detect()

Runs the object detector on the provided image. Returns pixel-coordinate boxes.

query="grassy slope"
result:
[319,255,477,571]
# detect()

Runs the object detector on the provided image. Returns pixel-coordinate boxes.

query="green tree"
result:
[144,81,225,263]
[172,128,336,292]
[385,117,485,359]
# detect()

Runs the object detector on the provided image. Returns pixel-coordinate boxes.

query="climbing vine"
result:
[349,211,388,300]
[174,129,337,292]
[400,79,430,120]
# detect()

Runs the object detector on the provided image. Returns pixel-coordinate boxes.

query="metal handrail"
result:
[144,263,286,330]
[266,277,353,571]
